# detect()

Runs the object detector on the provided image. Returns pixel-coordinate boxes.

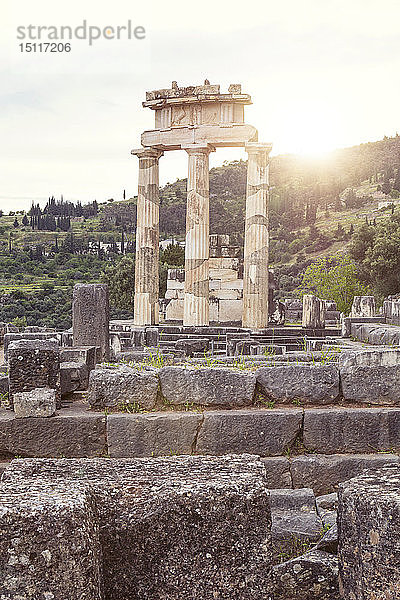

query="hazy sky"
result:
[1,0,400,212]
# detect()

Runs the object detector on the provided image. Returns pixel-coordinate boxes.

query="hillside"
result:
[0,134,399,327]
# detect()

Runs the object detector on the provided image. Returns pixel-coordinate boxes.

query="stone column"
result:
[183,145,214,327]
[131,147,163,326]
[302,294,325,329]
[242,143,272,329]
[72,283,110,361]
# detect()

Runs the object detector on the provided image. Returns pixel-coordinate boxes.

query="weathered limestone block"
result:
[107,412,202,457]
[302,295,325,328]
[175,337,209,356]
[13,387,56,418]
[339,349,400,404]
[72,283,110,361]
[60,346,97,371]
[61,361,89,394]
[273,551,339,600]
[87,366,159,410]
[256,365,340,405]
[350,295,376,317]
[0,409,106,457]
[291,453,400,496]
[338,465,400,599]
[8,339,61,409]
[196,409,303,456]
[3,455,273,600]
[159,366,256,407]
[303,408,400,454]
[0,479,102,600]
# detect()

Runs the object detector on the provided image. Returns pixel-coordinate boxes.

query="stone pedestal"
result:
[72,284,110,362]
[131,148,163,326]
[302,295,325,328]
[183,145,214,326]
[242,143,272,329]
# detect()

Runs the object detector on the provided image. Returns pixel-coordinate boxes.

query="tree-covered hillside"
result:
[0,134,399,328]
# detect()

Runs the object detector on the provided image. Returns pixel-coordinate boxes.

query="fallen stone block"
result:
[256,365,340,405]
[196,409,303,456]
[3,455,273,600]
[8,339,61,409]
[273,550,339,600]
[303,408,400,454]
[13,387,56,418]
[107,412,203,457]
[88,365,159,410]
[0,479,102,599]
[0,408,106,458]
[159,366,256,408]
[61,361,89,394]
[291,453,400,495]
[338,464,400,599]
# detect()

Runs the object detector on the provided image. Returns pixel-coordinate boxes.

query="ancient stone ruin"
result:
[131,81,271,329]
[1,83,400,598]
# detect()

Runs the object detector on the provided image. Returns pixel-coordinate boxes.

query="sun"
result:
[272,102,342,158]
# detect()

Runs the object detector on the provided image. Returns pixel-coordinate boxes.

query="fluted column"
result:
[242,143,272,329]
[131,147,163,326]
[183,144,214,326]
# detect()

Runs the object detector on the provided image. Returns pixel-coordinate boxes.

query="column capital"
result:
[131,147,164,159]
[183,144,216,156]
[245,142,273,156]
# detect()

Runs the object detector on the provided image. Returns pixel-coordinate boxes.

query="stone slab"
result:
[107,412,202,457]
[196,409,303,456]
[159,366,256,408]
[256,365,340,405]
[0,406,106,458]
[291,453,400,496]
[273,551,339,600]
[304,408,400,454]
